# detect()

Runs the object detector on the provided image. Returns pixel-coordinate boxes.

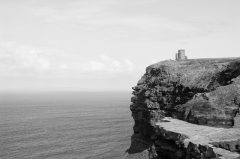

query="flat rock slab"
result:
[156,117,240,159]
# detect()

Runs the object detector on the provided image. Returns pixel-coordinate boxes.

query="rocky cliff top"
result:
[127,58,240,159]
[145,58,240,90]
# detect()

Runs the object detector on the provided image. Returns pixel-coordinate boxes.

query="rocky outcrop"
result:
[153,117,240,159]
[126,58,240,159]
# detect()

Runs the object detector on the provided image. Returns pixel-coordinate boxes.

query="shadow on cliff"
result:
[125,134,158,159]
[217,60,240,86]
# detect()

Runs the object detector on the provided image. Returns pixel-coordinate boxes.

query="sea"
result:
[0,92,133,159]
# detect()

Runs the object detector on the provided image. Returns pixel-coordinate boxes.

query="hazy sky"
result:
[1,0,240,91]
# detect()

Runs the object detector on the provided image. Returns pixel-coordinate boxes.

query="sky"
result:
[1,0,240,92]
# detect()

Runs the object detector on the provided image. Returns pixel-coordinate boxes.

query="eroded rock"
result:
[126,58,240,159]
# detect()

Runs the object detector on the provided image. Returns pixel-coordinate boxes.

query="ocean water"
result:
[0,92,133,159]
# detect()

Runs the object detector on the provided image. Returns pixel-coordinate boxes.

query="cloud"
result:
[88,60,105,71]
[0,42,135,76]
[0,42,51,73]
[31,1,206,40]
[124,59,134,72]
[81,55,135,73]
[33,1,106,24]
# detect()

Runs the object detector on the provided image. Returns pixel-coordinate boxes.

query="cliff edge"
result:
[126,58,240,159]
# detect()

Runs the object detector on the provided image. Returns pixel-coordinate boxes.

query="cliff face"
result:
[126,58,240,159]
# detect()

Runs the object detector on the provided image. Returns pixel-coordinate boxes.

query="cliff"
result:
[126,58,240,159]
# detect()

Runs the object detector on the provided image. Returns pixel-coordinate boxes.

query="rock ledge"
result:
[154,117,240,159]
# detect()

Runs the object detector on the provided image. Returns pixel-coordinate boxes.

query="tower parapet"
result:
[175,49,187,60]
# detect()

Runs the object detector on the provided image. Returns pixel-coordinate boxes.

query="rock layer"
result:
[126,58,240,159]
[154,117,240,159]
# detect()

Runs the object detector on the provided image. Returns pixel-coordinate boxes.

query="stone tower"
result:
[175,49,187,60]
